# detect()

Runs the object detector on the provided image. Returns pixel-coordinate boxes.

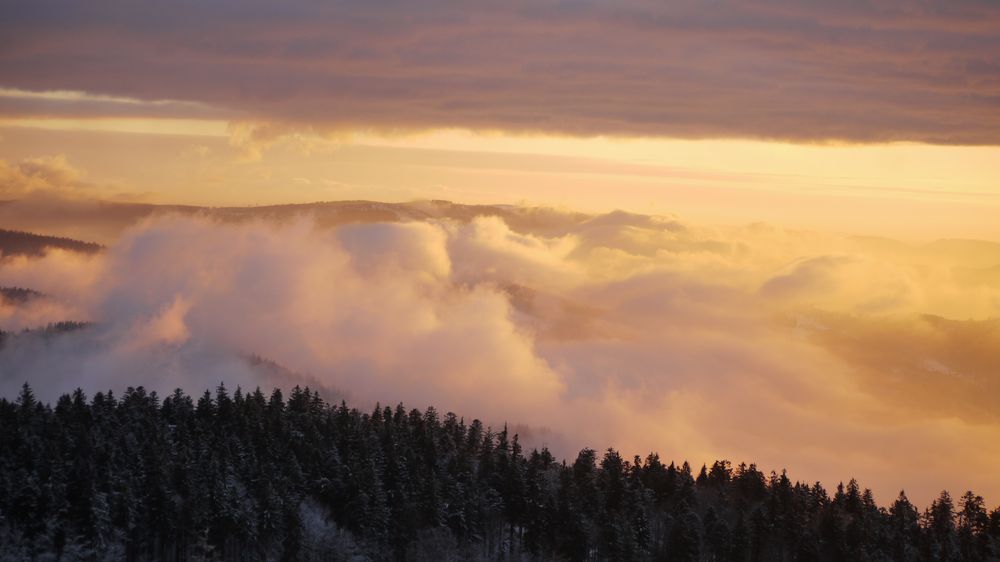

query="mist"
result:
[2,207,999,507]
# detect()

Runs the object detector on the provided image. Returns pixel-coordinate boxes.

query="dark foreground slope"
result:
[1,385,998,561]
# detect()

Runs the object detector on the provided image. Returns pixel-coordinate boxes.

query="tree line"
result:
[1,383,998,561]
[0,230,102,258]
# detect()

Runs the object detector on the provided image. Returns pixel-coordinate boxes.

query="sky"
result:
[1,0,1000,506]
[1,0,999,239]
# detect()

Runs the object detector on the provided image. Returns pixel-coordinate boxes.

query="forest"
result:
[0,230,102,258]
[1,384,998,561]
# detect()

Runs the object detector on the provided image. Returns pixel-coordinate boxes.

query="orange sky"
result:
[1,119,999,241]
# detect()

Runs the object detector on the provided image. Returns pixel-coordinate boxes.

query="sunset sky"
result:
[2,0,1000,507]
[3,0,1000,238]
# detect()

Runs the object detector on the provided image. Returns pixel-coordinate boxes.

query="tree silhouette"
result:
[1,383,999,561]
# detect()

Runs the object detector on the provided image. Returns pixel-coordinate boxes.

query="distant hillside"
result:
[0,286,45,304]
[0,321,91,351]
[0,229,102,257]
[0,198,591,241]
[922,238,1000,269]
[208,200,590,235]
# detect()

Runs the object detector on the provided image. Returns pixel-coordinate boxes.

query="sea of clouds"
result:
[2,208,999,506]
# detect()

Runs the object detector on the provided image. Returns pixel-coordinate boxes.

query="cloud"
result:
[0,154,141,202]
[1,1,998,144]
[447,216,582,290]
[1,209,1000,507]
[759,255,920,313]
[0,155,87,197]
[0,289,85,332]
[0,88,226,121]
[790,312,1000,424]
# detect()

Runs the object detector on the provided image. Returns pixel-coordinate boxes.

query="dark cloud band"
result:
[1,0,999,143]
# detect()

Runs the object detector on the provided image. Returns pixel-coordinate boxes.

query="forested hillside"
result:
[0,287,44,305]
[0,229,102,258]
[1,384,998,561]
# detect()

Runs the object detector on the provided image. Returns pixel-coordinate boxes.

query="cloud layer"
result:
[2,207,1000,507]
[0,155,89,198]
[2,1,999,143]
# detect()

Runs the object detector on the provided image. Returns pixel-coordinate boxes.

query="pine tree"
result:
[2,383,999,561]
[926,490,958,561]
